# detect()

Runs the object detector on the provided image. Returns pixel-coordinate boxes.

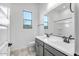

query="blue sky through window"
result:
[44,16,48,26]
[24,11,32,20]
[23,11,32,25]
[44,16,48,22]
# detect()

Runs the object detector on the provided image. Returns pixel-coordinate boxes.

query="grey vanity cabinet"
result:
[44,43,67,56]
[35,38,43,56]
[35,38,67,56]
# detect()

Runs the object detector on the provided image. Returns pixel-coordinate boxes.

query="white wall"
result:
[75,3,79,55]
[10,3,39,49]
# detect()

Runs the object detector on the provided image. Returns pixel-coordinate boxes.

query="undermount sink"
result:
[47,36,63,42]
[36,35,63,42]
[42,35,63,42]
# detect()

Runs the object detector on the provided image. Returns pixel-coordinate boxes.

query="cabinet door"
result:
[44,49,54,56]
[35,42,43,56]
[38,45,43,56]
[35,42,39,56]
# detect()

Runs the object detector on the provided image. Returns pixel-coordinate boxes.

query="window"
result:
[23,10,32,29]
[44,16,48,29]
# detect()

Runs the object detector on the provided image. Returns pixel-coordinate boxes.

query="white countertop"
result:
[36,35,75,56]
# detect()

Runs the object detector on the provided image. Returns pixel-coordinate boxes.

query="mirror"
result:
[44,3,75,38]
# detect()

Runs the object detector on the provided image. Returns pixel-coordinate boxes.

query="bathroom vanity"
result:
[37,3,75,56]
[35,36,75,56]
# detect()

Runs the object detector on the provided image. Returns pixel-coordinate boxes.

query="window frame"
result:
[23,10,32,29]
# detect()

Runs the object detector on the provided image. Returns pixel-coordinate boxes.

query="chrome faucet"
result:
[62,36,69,43]
[63,35,74,43]
[45,33,53,37]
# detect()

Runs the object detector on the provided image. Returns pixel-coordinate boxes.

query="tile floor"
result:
[10,46,36,56]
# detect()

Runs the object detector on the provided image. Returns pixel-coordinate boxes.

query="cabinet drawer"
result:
[44,43,67,56]
[35,38,43,46]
